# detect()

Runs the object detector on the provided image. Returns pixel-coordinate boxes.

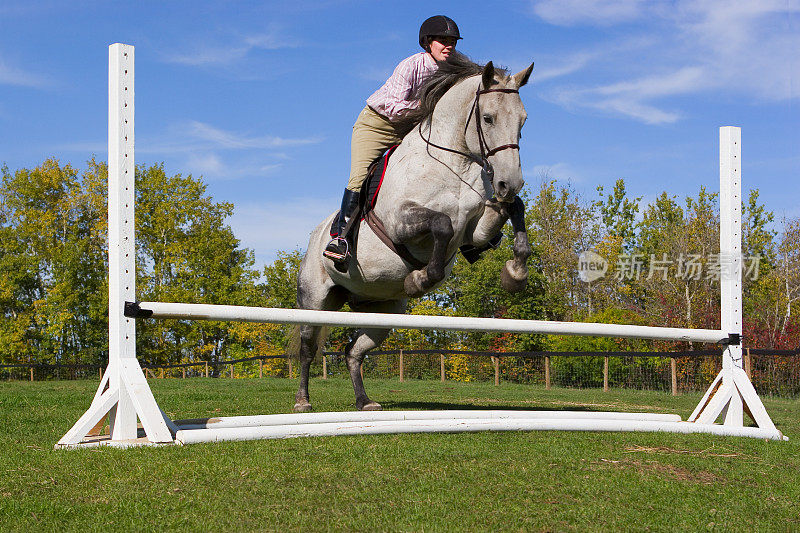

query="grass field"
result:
[1,377,799,531]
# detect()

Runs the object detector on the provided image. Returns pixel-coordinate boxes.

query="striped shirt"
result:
[366,52,438,122]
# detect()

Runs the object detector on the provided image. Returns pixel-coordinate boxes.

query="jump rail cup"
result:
[56,44,785,448]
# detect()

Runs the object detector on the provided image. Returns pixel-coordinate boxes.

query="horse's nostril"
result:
[497,181,509,196]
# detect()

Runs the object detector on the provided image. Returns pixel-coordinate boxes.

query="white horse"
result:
[294,56,534,411]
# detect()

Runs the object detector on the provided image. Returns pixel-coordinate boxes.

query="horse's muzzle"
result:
[495,179,523,202]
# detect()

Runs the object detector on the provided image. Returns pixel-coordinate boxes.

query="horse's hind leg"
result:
[346,299,407,410]
[294,324,327,412]
[294,250,348,413]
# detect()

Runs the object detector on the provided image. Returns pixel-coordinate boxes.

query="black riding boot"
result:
[324,188,361,272]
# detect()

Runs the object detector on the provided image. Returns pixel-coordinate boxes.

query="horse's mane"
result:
[396,52,508,130]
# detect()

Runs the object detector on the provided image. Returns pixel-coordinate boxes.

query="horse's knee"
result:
[430,213,454,243]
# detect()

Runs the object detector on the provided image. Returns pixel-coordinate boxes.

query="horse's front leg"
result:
[460,198,508,263]
[500,196,531,293]
[394,203,454,298]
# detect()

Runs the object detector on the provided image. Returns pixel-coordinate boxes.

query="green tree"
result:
[132,163,259,372]
[525,178,599,319]
[595,178,641,253]
[0,159,107,367]
[635,188,719,336]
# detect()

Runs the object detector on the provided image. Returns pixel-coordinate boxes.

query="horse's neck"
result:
[406,77,488,192]
[421,77,476,158]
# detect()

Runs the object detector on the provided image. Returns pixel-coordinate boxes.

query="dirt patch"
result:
[593,458,723,485]
[625,444,742,458]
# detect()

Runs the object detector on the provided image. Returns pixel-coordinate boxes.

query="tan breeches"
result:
[347,106,409,191]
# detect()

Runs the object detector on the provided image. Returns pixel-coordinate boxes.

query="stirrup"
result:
[324,237,350,264]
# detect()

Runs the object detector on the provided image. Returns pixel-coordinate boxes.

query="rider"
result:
[323,15,462,270]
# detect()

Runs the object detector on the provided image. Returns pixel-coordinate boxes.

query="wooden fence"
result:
[4,348,798,397]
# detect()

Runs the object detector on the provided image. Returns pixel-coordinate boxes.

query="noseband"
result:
[419,85,520,177]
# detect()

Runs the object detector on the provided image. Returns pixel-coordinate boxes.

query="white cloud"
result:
[230,197,338,266]
[531,0,800,123]
[592,98,681,125]
[595,67,707,99]
[533,0,648,26]
[54,120,321,177]
[181,152,282,181]
[533,52,596,82]
[548,67,705,124]
[0,57,49,88]
[675,1,800,102]
[166,46,251,67]
[163,27,300,66]
[182,121,322,150]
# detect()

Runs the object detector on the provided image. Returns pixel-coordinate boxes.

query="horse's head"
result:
[464,61,533,203]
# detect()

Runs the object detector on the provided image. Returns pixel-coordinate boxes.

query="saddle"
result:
[336,145,426,269]
[341,145,496,269]
[359,144,399,218]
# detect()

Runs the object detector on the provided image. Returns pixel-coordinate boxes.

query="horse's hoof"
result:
[501,260,528,293]
[359,402,382,411]
[404,270,427,297]
[293,402,313,413]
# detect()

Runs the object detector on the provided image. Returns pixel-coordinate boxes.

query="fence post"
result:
[603,356,609,392]
[492,356,499,386]
[288,358,293,379]
[229,364,234,379]
[671,357,678,396]
[399,350,404,382]
[545,356,551,390]
[745,347,752,378]
[323,355,328,380]
[182,367,186,379]
[360,364,363,381]
[440,353,445,382]
[30,366,34,382]
[205,361,209,378]
[99,366,103,379]
[259,358,263,379]
[160,368,164,379]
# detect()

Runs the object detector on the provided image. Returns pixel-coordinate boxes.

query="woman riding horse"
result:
[295,47,534,411]
[323,15,463,269]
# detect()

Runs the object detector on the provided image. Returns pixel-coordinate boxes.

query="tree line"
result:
[1,159,798,373]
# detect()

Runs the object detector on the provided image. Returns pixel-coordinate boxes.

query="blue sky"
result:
[1,0,798,268]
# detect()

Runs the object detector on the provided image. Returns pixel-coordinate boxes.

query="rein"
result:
[419,85,520,177]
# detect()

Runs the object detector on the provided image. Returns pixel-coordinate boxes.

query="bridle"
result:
[419,85,520,178]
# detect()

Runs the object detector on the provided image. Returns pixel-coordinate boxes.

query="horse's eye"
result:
[483,114,493,124]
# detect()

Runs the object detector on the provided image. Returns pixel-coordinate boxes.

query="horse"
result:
[293,55,534,412]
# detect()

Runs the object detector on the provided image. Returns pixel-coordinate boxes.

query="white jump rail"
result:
[55,44,786,449]
[128,302,729,343]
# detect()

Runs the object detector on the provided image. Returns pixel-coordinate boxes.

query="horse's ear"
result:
[512,62,534,88]
[482,61,496,89]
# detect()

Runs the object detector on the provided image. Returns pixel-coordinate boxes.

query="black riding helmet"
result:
[419,15,462,50]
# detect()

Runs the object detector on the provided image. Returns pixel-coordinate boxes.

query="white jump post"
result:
[56,44,784,448]
[57,44,175,447]
[687,127,777,433]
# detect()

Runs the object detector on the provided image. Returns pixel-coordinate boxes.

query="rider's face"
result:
[429,36,456,62]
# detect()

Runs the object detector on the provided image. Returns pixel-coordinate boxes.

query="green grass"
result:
[1,377,799,531]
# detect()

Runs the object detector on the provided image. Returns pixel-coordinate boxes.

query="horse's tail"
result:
[286,325,330,361]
